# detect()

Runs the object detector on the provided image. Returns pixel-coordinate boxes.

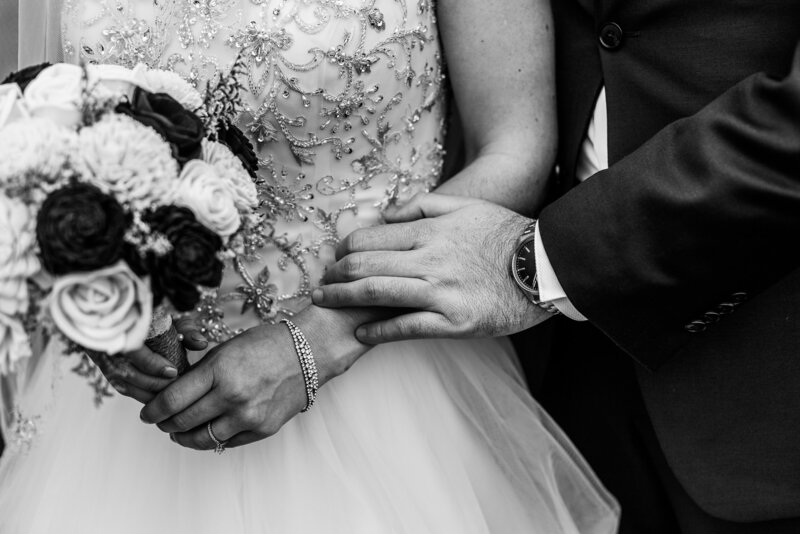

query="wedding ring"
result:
[207,422,226,454]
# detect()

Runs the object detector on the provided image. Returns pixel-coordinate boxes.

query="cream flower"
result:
[86,63,151,101]
[0,84,30,129]
[23,64,83,128]
[172,160,241,237]
[0,194,40,316]
[202,139,259,212]
[0,118,78,185]
[49,261,153,355]
[142,69,204,111]
[77,114,178,209]
[0,313,32,375]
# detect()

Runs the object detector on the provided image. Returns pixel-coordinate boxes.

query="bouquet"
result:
[0,61,260,389]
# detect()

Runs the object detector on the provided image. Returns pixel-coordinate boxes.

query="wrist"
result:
[290,305,373,387]
[510,219,561,316]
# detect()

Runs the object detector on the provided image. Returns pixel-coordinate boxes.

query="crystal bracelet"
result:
[280,319,319,412]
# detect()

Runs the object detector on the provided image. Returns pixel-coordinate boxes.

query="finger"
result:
[123,346,179,379]
[140,363,214,425]
[171,416,240,451]
[335,222,421,260]
[384,193,483,223]
[223,431,264,449]
[110,381,156,404]
[117,365,174,393]
[323,250,426,284]
[157,389,225,434]
[313,277,432,309]
[174,316,209,351]
[355,312,450,344]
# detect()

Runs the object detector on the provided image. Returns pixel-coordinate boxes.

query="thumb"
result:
[174,316,209,351]
[384,193,484,223]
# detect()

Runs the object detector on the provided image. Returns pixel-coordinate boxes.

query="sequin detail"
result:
[62,0,446,341]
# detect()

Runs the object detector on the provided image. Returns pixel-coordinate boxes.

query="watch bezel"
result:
[511,234,538,295]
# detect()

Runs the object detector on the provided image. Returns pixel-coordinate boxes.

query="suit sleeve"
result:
[538,41,800,370]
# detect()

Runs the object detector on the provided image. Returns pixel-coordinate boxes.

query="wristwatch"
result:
[511,221,561,315]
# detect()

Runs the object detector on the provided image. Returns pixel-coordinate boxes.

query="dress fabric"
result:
[0,1,619,532]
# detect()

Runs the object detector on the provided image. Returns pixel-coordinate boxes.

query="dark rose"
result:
[143,206,223,311]
[2,63,52,92]
[217,122,258,178]
[116,88,205,167]
[37,183,129,275]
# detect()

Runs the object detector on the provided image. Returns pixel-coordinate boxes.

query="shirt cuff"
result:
[534,223,588,321]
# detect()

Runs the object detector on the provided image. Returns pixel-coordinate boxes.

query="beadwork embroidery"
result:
[62,0,446,341]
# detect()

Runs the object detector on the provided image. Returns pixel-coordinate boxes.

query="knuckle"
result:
[240,405,262,428]
[161,388,183,413]
[364,279,382,301]
[170,413,192,432]
[342,230,364,254]
[341,255,361,278]
[223,383,249,404]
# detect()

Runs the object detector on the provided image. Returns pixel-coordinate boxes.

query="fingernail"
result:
[140,411,151,424]
[355,327,367,340]
[312,289,324,303]
[190,332,205,343]
[162,366,178,379]
[169,433,177,443]
[112,383,127,395]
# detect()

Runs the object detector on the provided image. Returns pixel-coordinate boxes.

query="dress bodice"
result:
[61,0,446,342]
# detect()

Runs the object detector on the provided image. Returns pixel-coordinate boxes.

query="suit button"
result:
[599,22,624,50]
[731,292,748,303]
[685,321,707,333]
[703,311,721,324]
[716,303,736,315]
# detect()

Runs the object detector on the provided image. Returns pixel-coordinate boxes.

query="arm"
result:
[539,41,800,369]
[433,0,556,214]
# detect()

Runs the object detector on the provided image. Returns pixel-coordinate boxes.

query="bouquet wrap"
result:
[145,308,189,375]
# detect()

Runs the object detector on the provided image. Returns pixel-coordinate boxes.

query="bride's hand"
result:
[89,318,209,403]
[138,322,307,449]
[138,307,362,450]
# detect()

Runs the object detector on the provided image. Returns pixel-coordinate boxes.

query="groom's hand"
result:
[314,193,552,343]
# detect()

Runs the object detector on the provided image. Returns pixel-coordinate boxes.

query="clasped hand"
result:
[91,320,310,451]
[92,193,550,451]
[313,193,551,342]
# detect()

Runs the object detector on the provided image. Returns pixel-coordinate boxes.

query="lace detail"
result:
[62,0,446,341]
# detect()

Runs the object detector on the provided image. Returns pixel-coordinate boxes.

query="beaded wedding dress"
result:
[0,1,619,532]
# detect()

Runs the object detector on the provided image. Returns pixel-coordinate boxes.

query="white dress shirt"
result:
[534,87,609,320]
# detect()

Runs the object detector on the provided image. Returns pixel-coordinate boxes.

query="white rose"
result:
[172,160,242,237]
[202,139,259,212]
[142,68,204,111]
[0,84,30,129]
[86,63,151,101]
[0,194,40,316]
[49,262,153,354]
[23,64,83,128]
[0,313,32,375]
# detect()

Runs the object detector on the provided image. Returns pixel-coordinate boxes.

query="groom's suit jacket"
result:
[539,0,800,523]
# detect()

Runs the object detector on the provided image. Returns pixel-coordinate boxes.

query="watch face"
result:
[512,239,537,292]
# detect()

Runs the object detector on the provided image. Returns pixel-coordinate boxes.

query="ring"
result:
[207,422,226,454]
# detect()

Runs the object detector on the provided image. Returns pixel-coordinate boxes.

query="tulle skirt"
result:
[0,336,619,533]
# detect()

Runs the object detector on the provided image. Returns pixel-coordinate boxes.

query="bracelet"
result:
[280,319,319,412]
